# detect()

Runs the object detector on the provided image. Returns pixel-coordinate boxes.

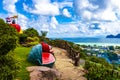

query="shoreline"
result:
[75,42,120,46]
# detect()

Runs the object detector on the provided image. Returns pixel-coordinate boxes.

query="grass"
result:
[14,46,35,80]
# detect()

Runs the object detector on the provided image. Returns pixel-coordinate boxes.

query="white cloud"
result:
[2,0,18,13]
[63,8,71,17]
[41,24,49,32]
[58,2,73,9]
[28,16,50,33]
[48,23,81,38]
[57,24,79,33]
[23,0,59,16]
[74,0,119,21]
[74,0,99,11]
[99,21,120,35]
[50,16,58,29]
[67,24,79,32]
[23,3,29,11]
[0,14,8,21]
[75,21,120,37]
[100,8,117,21]
[17,14,28,30]
[49,20,120,38]
[82,10,92,20]
[110,0,120,9]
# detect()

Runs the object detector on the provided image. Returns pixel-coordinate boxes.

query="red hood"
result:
[41,42,50,52]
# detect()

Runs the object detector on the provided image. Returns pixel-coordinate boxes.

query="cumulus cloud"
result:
[50,16,58,29]
[63,8,71,17]
[41,24,49,32]
[110,0,120,9]
[73,0,119,21]
[59,24,79,33]
[70,0,120,37]
[48,23,81,38]
[58,1,73,9]
[2,0,18,13]
[100,8,117,21]
[17,13,28,30]
[99,21,120,35]
[27,15,58,35]
[23,0,59,16]
[0,14,8,21]
[75,21,120,37]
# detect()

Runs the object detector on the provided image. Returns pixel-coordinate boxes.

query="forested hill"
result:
[106,33,120,38]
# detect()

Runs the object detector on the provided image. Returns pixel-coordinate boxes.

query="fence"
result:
[48,40,80,66]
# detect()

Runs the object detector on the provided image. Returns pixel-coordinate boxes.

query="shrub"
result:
[84,60,120,80]
[0,52,20,80]
[88,56,113,68]
[19,34,28,44]
[24,28,39,37]
[27,37,39,42]
[0,19,18,55]
[107,52,118,61]
[27,41,39,46]
[21,37,39,47]
[27,37,34,42]
[33,37,39,42]
[0,18,19,79]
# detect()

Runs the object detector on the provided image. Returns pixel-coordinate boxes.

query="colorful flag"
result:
[6,17,11,22]
[11,15,18,18]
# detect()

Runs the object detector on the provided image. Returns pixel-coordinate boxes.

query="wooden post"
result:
[74,53,80,66]
[64,42,67,49]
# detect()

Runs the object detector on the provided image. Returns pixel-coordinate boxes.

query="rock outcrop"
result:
[26,66,61,80]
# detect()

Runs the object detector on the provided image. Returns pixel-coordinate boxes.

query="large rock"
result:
[26,66,61,80]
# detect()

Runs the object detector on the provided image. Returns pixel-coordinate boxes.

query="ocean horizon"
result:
[60,37,120,46]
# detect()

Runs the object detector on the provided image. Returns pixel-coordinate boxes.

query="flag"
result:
[6,17,11,22]
[11,15,18,18]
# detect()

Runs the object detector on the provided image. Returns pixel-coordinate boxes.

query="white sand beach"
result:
[76,42,120,46]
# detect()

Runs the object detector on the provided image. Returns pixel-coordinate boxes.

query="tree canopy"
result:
[0,18,18,55]
[40,31,48,37]
[23,28,39,37]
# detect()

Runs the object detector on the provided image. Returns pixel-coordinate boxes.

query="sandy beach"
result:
[76,42,120,46]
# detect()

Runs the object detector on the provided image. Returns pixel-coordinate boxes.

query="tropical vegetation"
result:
[0,18,19,79]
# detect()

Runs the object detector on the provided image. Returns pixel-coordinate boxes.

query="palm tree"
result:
[40,31,48,41]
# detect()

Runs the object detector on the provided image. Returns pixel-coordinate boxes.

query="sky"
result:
[1,0,120,38]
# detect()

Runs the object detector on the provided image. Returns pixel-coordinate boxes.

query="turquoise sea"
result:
[61,38,120,46]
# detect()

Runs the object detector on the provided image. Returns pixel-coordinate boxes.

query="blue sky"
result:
[1,0,120,38]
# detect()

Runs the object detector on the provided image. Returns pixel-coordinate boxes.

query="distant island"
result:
[106,33,120,38]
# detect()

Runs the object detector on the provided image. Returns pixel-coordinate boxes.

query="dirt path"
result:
[52,47,87,80]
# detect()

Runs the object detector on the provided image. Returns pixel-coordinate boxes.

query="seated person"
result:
[41,42,53,53]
